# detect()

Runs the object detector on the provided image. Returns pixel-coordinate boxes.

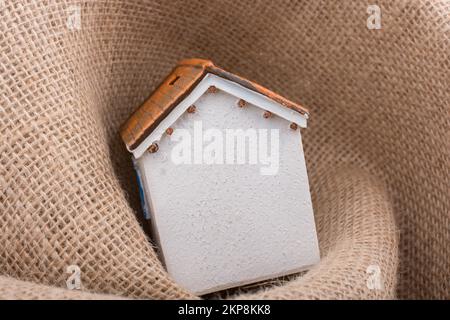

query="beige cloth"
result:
[0,0,448,299]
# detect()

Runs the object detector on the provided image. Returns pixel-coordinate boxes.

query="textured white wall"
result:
[136,90,319,295]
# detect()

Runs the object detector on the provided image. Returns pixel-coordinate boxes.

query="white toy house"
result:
[120,59,320,295]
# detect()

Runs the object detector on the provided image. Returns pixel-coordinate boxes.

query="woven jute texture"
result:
[0,0,448,299]
[0,275,127,300]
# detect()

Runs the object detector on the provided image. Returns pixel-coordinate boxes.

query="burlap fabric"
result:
[0,0,448,299]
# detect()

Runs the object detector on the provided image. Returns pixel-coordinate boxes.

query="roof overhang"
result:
[120,59,309,158]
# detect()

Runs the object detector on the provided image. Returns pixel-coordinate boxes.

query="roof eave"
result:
[120,59,309,152]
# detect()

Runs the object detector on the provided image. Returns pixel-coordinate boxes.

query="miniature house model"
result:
[120,59,320,295]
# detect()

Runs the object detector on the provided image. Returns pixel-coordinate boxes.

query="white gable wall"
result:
[134,89,319,295]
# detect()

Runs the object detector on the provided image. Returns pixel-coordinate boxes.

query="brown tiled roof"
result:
[120,59,309,151]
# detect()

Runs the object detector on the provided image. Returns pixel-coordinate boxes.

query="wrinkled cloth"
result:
[0,0,448,299]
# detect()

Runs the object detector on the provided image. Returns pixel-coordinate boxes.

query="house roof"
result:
[120,59,309,152]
